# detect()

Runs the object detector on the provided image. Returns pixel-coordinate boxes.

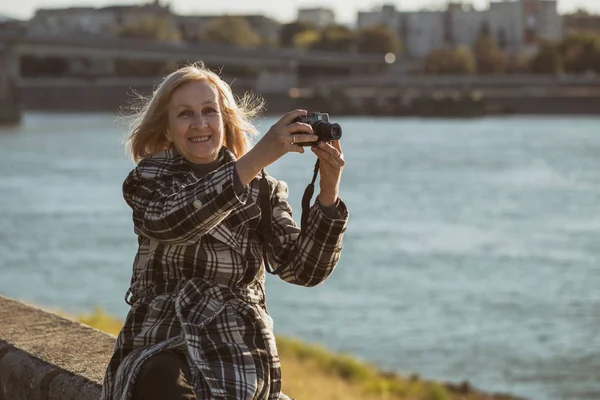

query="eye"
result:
[178,110,192,117]
[203,107,218,115]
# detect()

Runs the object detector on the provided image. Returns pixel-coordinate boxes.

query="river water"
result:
[1,112,599,400]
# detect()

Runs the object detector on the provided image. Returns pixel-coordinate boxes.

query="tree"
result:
[472,34,508,74]
[202,16,261,47]
[559,33,600,74]
[356,24,402,55]
[116,15,181,42]
[279,21,315,48]
[529,41,563,74]
[311,24,356,52]
[510,52,534,74]
[292,30,321,49]
[115,15,180,76]
[424,47,476,75]
[573,8,590,16]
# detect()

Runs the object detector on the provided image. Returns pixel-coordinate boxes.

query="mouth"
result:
[188,136,211,143]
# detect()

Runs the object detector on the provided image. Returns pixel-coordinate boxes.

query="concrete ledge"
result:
[0,295,116,400]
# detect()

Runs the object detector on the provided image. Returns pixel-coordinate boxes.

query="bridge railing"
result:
[0,30,389,69]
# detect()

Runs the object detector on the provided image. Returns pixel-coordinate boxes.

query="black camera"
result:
[292,112,342,147]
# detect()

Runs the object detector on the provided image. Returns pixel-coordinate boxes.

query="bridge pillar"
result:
[255,60,298,94]
[0,42,21,125]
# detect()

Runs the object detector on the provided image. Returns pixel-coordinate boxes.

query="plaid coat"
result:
[101,147,348,400]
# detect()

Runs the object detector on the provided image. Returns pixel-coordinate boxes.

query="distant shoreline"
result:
[20,81,600,117]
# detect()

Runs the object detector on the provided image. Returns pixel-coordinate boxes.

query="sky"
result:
[1,0,599,24]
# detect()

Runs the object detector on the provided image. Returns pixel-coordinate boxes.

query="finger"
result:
[331,140,343,153]
[290,133,319,145]
[287,143,305,154]
[317,141,341,158]
[276,109,307,127]
[312,146,344,167]
[312,147,341,168]
[285,122,314,134]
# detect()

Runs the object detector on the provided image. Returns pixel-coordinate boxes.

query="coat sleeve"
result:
[266,179,349,287]
[123,161,249,245]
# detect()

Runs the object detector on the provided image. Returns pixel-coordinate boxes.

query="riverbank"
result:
[72,307,523,400]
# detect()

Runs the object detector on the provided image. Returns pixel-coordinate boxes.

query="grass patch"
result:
[72,307,517,400]
[76,306,122,336]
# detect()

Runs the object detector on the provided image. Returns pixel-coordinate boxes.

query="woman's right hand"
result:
[256,109,318,164]
[236,110,318,186]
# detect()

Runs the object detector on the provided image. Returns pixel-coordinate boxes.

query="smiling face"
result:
[165,80,225,164]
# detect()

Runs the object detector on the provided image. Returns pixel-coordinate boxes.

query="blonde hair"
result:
[124,62,265,163]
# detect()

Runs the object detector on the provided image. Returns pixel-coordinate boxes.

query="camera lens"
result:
[329,123,342,141]
[313,121,342,142]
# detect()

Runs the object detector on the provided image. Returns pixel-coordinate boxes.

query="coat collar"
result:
[162,145,236,167]
[160,145,262,254]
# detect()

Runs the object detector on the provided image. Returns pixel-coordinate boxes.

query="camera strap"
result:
[300,159,320,236]
[257,160,319,275]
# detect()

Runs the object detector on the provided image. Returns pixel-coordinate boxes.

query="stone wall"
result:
[0,295,115,400]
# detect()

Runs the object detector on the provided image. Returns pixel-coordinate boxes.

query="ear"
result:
[164,129,173,142]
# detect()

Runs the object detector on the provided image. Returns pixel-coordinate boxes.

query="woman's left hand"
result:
[311,140,345,207]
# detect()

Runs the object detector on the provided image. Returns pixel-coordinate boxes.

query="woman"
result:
[101,63,349,400]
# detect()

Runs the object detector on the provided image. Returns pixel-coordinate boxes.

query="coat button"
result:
[193,199,202,209]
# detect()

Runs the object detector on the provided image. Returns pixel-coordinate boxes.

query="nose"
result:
[191,114,208,128]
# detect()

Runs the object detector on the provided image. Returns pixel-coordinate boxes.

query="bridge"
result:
[4,31,600,121]
[305,72,600,116]
[0,31,390,123]
[3,32,388,69]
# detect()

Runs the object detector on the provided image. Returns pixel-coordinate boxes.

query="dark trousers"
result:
[132,350,196,400]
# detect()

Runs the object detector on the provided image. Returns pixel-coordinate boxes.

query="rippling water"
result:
[1,113,599,400]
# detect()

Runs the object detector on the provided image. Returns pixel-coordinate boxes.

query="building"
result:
[358,5,402,35]
[489,0,561,54]
[29,7,116,37]
[26,1,177,76]
[403,11,446,58]
[445,3,489,48]
[0,15,28,35]
[28,1,175,38]
[106,2,175,35]
[297,8,335,29]
[177,15,220,42]
[536,1,562,41]
[245,15,281,45]
[26,2,281,48]
[177,14,280,45]
[488,1,526,53]
[357,1,563,58]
